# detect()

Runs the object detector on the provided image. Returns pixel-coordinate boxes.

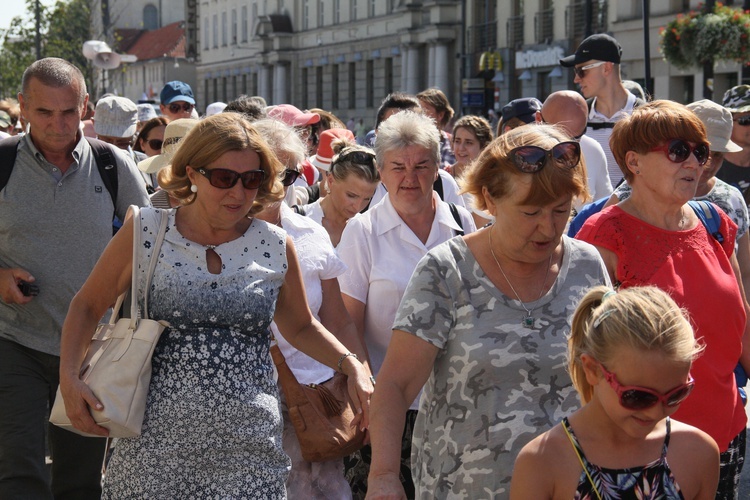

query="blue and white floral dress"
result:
[103,207,291,498]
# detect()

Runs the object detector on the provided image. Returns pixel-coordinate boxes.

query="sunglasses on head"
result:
[508,141,581,173]
[146,138,163,151]
[598,362,694,411]
[196,167,266,190]
[734,115,750,126]
[573,61,607,79]
[649,139,710,166]
[281,168,301,186]
[168,102,195,114]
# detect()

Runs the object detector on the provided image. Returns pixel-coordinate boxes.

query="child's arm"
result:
[509,432,557,500]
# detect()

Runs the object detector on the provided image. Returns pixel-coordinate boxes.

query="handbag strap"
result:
[140,208,168,320]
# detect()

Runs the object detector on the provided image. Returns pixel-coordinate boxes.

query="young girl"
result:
[510,286,719,499]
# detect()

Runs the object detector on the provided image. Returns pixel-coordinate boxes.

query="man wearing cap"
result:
[0,58,149,499]
[535,91,612,208]
[0,110,13,139]
[498,97,542,135]
[159,80,196,121]
[560,33,646,187]
[718,85,750,198]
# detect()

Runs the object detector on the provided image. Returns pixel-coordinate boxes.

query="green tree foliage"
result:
[0,0,93,99]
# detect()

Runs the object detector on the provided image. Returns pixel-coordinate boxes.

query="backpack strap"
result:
[433,175,444,201]
[292,204,307,216]
[448,202,464,236]
[85,137,118,207]
[688,200,724,243]
[0,135,24,192]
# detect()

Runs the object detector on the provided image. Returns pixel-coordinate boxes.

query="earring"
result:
[190,184,198,193]
[635,170,640,175]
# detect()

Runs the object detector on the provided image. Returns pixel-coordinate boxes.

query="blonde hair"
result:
[568,286,703,404]
[158,113,284,215]
[329,139,379,184]
[462,123,589,209]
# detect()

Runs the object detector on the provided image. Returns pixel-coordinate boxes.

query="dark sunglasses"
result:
[649,139,710,166]
[598,362,694,411]
[281,168,302,186]
[197,168,266,190]
[734,115,750,126]
[146,138,163,150]
[332,149,377,174]
[168,102,195,114]
[508,141,581,173]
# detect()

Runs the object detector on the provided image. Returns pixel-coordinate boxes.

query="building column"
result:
[273,63,289,104]
[401,45,409,91]
[406,44,420,95]
[258,64,272,103]
[434,42,449,93]
[428,44,436,88]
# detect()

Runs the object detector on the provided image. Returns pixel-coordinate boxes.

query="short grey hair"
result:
[21,58,87,104]
[252,118,307,168]
[373,110,440,171]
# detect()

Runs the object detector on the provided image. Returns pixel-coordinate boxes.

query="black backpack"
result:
[0,135,118,204]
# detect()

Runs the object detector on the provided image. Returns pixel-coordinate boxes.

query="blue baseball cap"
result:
[160,81,195,105]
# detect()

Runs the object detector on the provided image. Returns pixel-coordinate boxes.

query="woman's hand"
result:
[365,471,407,500]
[58,371,109,437]
[341,356,374,431]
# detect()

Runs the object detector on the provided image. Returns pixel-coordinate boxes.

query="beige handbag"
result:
[50,206,169,438]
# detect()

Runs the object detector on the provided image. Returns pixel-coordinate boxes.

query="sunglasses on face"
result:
[508,141,581,173]
[598,362,694,411]
[734,115,750,126]
[168,102,195,114]
[281,168,301,186]
[196,167,266,190]
[146,138,163,151]
[649,139,710,166]
[573,61,607,79]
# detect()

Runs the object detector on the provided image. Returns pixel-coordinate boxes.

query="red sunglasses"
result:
[598,362,694,410]
[649,139,709,166]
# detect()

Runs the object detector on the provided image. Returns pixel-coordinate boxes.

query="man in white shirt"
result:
[535,90,613,209]
[559,33,645,187]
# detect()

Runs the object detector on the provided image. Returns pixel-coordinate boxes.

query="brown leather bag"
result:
[270,343,366,462]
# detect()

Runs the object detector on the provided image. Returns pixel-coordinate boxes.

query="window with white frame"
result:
[231,9,237,44]
[222,12,227,46]
[241,6,248,42]
[143,4,158,30]
[334,0,340,23]
[212,14,218,48]
[368,0,375,17]
[303,0,309,30]
[351,0,357,21]
[203,17,209,49]
[318,0,324,26]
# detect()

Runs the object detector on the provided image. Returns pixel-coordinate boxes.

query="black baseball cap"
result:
[559,34,622,67]
[501,98,542,124]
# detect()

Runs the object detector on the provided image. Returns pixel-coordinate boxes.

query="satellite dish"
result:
[82,40,137,70]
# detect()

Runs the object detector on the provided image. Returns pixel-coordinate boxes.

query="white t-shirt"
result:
[271,203,347,385]
[578,134,613,209]
[337,193,476,410]
[587,91,638,187]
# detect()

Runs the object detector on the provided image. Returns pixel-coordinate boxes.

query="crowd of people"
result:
[1,28,750,499]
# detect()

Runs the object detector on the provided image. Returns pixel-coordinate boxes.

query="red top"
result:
[577,205,746,451]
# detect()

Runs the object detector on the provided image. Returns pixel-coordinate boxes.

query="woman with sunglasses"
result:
[511,285,719,499]
[134,116,168,158]
[59,113,374,498]
[364,123,610,498]
[577,100,749,499]
[300,140,380,247]
[251,118,370,499]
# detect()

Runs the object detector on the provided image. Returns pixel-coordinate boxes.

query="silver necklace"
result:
[488,226,553,329]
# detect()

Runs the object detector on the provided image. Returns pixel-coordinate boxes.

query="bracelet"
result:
[337,352,358,372]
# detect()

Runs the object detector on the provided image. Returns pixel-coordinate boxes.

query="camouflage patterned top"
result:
[393,235,610,498]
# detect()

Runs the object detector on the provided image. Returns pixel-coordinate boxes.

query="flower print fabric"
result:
[102,207,291,498]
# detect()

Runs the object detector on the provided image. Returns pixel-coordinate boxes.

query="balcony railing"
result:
[534,9,554,44]
[466,21,498,54]
[507,15,524,49]
[565,0,608,42]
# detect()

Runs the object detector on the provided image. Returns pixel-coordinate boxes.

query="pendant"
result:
[523,316,534,329]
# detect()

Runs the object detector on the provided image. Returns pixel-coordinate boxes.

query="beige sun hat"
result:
[687,99,742,153]
[137,118,199,174]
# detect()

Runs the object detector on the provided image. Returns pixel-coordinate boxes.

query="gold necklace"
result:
[488,226,553,329]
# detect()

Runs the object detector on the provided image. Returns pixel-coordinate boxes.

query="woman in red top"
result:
[577,99,750,499]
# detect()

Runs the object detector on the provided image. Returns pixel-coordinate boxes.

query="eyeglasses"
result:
[734,115,750,126]
[281,168,301,186]
[573,61,607,79]
[649,139,710,166]
[508,141,581,173]
[598,362,694,410]
[168,102,195,114]
[196,168,266,190]
[146,138,163,151]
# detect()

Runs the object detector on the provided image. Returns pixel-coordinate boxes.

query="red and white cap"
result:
[309,128,355,171]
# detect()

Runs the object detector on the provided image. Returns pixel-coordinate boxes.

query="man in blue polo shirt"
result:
[0,58,149,499]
